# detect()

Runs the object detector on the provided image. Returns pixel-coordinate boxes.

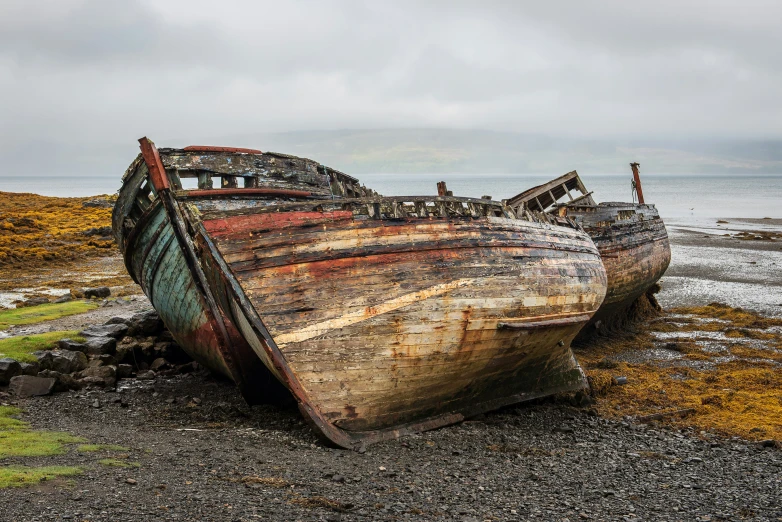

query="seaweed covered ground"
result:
[577,303,782,442]
[0,192,137,307]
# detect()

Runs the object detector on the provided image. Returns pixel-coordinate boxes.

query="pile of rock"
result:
[1,310,199,398]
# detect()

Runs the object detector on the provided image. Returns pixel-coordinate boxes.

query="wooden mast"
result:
[630,162,645,204]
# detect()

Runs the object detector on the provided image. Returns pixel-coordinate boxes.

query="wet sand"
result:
[659,217,782,317]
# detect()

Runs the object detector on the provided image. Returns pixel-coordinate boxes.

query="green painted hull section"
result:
[127,203,231,377]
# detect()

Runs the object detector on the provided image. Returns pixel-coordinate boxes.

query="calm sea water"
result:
[1,173,779,219]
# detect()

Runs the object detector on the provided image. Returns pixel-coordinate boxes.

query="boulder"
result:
[137,370,156,380]
[53,294,72,304]
[57,339,88,352]
[33,351,54,370]
[129,310,164,336]
[80,323,128,339]
[106,316,133,327]
[83,336,117,356]
[116,364,133,379]
[19,361,40,376]
[77,365,116,380]
[76,365,117,388]
[83,287,111,299]
[37,370,80,392]
[8,375,56,397]
[0,358,22,386]
[49,350,88,374]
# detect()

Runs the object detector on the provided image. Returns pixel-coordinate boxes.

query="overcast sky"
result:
[1,0,781,175]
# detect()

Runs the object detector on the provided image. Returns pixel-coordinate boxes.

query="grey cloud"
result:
[0,0,780,178]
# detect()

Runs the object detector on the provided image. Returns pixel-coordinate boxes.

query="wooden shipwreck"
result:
[113,138,607,448]
[507,164,670,340]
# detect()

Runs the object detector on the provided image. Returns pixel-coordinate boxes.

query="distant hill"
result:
[206,129,782,175]
[3,129,781,178]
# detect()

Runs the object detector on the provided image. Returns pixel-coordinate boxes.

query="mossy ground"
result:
[77,444,130,453]
[0,301,98,330]
[0,331,84,362]
[98,458,140,468]
[578,303,782,441]
[0,466,82,488]
[0,407,85,459]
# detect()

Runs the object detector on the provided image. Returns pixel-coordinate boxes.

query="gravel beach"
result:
[2,373,781,522]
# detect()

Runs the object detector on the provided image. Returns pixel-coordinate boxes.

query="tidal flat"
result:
[0,192,780,521]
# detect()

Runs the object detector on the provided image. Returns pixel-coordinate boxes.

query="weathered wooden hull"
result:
[567,203,670,339]
[506,169,671,341]
[113,139,608,448]
[191,205,606,443]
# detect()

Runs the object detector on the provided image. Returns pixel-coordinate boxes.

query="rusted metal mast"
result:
[630,162,644,204]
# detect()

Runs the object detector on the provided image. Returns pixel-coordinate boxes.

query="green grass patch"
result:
[0,429,85,458]
[0,301,98,330]
[98,458,139,468]
[0,330,84,362]
[77,444,129,453]
[0,405,85,459]
[0,407,25,430]
[0,465,82,488]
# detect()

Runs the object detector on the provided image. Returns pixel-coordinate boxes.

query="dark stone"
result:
[149,358,170,372]
[83,287,111,299]
[49,350,88,374]
[17,297,49,307]
[156,330,175,343]
[0,358,22,386]
[573,390,596,408]
[8,375,55,397]
[106,316,133,327]
[80,323,128,339]
[78,365,116,380]
[82,199,112,209]
[175,362,198,374]
[154,342,190,364]
[77,365,117,388]
[83,336,117,356]
[82,226,112,237]
[116,364,133,379]
[130,310,164,336]
[137,370,156,380]
[57,339,88,353]
[19,361,40,376]
[53,294,72,304]
[37,370,80,392]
